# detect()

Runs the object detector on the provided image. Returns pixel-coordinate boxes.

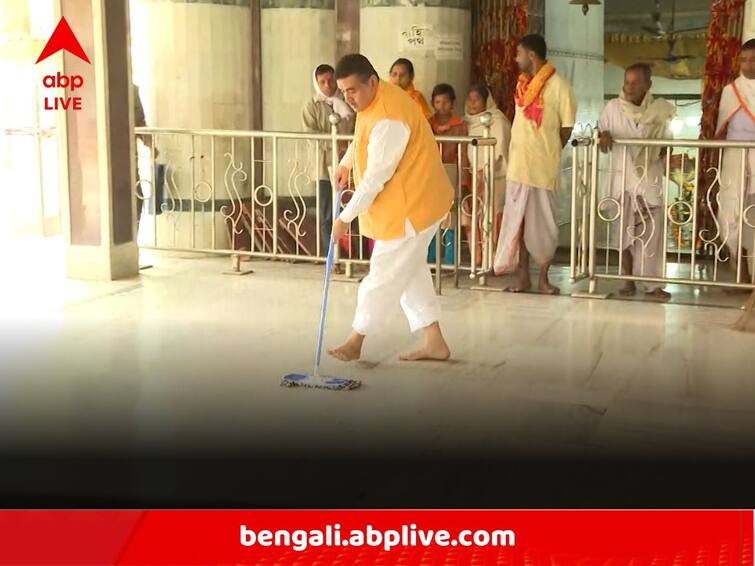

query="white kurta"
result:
[598,99,671,289]
[339,120,410,222]
[717,106,755,274]
[714,79,755,279]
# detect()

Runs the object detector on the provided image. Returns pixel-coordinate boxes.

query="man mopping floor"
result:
[328,54,453,363]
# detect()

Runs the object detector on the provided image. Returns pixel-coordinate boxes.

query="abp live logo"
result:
[36,17,90,110]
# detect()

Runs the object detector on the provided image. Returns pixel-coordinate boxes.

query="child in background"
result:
[430,83,470,163]
[427,83,470,264]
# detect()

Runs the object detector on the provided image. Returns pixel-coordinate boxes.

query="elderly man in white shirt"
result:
[599,63,676,299]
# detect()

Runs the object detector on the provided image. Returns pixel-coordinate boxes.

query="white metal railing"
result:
[133,116,499,294]
[571,130,755,294]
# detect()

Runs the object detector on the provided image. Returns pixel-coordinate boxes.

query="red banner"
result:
[0,510,751,564]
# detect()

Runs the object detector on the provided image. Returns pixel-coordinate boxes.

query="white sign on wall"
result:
[435,34,463,61]
[398,24,434,52]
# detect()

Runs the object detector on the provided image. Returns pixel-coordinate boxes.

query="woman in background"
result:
[389,58,433,120]
[464,84,511,259]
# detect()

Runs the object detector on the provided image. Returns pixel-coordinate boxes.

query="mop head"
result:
[733,290,755,333]
[281,373,361,391]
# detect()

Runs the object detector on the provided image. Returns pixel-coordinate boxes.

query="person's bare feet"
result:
[505,272,531,293]
[645,288,671,300]
[399,322,451,362]
[538,271,560,295]
[619,282,637,296]
[399,345,451,361]
[328,344,361,361]
[327,332,364,362]
[538,281,560,295]
[399,343,451,361]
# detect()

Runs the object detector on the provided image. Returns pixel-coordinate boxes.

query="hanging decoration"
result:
[700,0,746,140]
[698,0,745,245]
[471,0,528,122]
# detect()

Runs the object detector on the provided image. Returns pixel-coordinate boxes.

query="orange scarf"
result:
[515,62,555,127]
[430,114,464,134]
[405,82,433,120]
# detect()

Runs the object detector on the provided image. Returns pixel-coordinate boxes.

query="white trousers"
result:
[717,190,755,276]
[353,220,441,335]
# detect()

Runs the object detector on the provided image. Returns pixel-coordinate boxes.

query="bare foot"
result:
[619,282,637,296]
[327,332,364,362]
[327,343,361,361]
[399,344,451,362]
[645,288,671,300]
[505,274,532,293]
[538,282,560,295]
[399,322,451,362]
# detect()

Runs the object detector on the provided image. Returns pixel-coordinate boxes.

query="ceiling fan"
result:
[649,35,693,63]
[642,0,707,64]
[643,0,707,37]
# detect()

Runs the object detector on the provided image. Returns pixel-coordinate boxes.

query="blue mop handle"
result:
[313,187,343,378]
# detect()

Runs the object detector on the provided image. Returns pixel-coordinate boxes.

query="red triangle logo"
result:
[36,17,90,65]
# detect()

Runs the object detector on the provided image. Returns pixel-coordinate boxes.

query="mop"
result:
[733,289,755,333]
[281,188,362,391]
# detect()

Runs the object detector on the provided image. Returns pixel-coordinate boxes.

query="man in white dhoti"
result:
[493,34,577,294]
[598,63,676,299]
[326,54,454,362]
[714,39,755,289]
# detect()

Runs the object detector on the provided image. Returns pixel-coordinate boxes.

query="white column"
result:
[360,0,471,113]
[262,1,336,199]
[545,0,605,247]
[131,0,252,131]
[130,0,254,250]
[261,2,335,132]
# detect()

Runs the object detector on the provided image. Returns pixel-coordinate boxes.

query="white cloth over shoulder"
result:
[598,96,674,207]
[312,68,354,120]
[464,95,511,179]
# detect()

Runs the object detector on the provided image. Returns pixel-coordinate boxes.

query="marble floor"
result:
[1,239,754,468]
